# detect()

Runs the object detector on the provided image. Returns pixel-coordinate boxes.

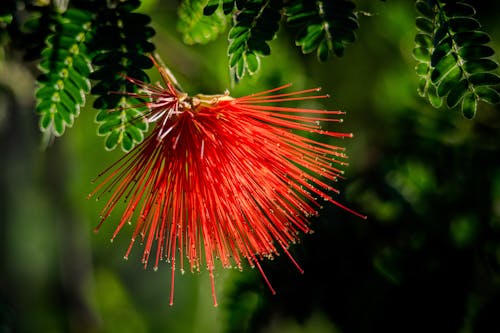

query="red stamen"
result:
[90,63,364,306]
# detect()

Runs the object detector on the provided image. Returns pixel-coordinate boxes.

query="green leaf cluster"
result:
[27,0,156,151]
[90,1,154,151]
[199,0,358,79]
[178,0,228,45]
[35,9,92,137]
[228,0,283,80]
[1,0,498,153]
[414,0,500,118]
[286,0,358,61]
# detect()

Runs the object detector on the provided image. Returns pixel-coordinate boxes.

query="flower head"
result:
[90,58,365,306]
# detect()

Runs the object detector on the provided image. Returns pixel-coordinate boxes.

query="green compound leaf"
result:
[95,98,148,151]
[35,8,93,137]
[178,0,228,45]
[413,0,500,119]
[89,4,155,152]
[228,0,283,80]
[286,0,358,62]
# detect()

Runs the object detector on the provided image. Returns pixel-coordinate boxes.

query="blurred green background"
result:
[1,1,500,332]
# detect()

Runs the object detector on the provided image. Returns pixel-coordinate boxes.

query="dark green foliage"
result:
[0,0,15,29]
[227,0,283,80]
[204,0,245,15]
[35,9,93,137]
[19,7,55,61]
[201,0,359,73]
[90,1,155,151]
[1,0,497,155]
[178,0,228,45]
[285,0,359,61]
[5,1,156,151]
[222,272,263,333]
[414,0,500,118]
[223,108,500,333]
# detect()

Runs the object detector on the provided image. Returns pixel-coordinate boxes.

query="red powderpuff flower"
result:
[90,62,365,306]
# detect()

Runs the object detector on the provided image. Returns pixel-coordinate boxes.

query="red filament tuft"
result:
[90,62,366,306]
